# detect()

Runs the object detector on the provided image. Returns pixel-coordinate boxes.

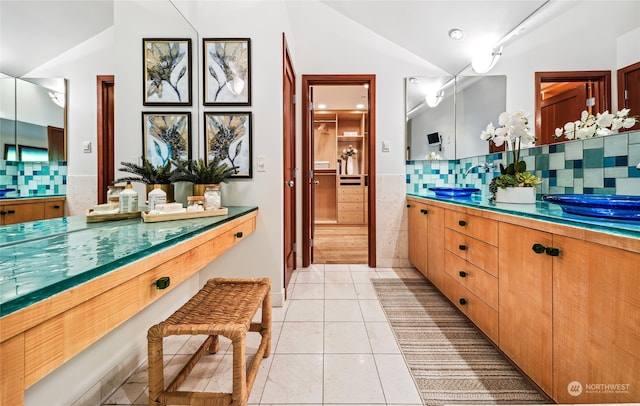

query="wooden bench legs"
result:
[148,278,271,406]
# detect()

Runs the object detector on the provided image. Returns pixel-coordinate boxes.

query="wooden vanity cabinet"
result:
[0,197,65,225]
[407,196,640,403]
[443,209,499,343]
[406,197,444,287]
[552,235,640,404]
[498,222,553,396]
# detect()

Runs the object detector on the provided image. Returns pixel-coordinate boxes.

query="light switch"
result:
[257,156,266,172]
[82,141,92,153]
[382,141,390,152]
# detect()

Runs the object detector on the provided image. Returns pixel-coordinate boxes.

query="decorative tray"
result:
[141,207,228,223]
[86,210,141,223]
[543,194,640,220]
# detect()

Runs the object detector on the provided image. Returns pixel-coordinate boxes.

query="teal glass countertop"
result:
[408,192,640,240]
[0,206,258,317]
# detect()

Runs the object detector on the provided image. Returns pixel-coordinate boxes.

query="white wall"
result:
[493,1,640,121]
[26,27,115,214]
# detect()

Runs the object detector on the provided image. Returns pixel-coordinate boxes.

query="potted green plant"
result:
[480,111,542,203]
[116,157,175,202]
[170,157,236,196]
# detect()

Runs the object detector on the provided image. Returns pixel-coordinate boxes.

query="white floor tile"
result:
[324,299,363,321]
[285,299,324,321]
[354,281,378,298]
[295,270,325,283]
[324,282,357,299]
[366,322,401,354]
[276,321,324,353]
[260,354,324,404]
[291,282,324,299]
[375,354,423,404]
[324,321,372,353]
[348,264,372,272]
[324,353,386,404]
[359,299,388,321]
[324,264,350,272]
[324,271,353,283]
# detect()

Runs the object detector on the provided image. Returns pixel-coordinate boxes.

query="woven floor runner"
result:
[372,278,551,405]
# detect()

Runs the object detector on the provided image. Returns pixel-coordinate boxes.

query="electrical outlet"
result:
[382,141,390,152]
[82,141,91,153]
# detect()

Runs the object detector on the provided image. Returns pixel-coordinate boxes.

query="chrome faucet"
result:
[464,162,496,176]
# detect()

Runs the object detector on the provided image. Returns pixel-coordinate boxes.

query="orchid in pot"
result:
[553,108,638,140]
[480,111,542,203]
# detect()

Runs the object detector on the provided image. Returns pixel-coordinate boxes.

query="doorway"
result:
[535,71,611,145]
[301,75,376,267]
[97,75,115,204]
[617,61,640,132]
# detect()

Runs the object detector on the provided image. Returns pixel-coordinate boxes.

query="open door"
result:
[302,74,376,268]
[282,34,296,294]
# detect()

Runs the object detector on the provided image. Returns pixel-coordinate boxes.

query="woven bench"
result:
[147,277,272,406]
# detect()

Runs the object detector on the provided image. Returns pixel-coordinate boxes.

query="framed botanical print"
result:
[143,38,192,106]
[142,112,191,166]
[204,112,252,178]
[203,38,251,106]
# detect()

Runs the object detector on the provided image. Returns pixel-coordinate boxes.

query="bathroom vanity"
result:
[407,194,640,404]
[0,196,65,225]
[0,206,258,405]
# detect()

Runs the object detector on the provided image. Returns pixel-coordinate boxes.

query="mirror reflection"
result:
[0,74,66,161]
[405,75,506,160]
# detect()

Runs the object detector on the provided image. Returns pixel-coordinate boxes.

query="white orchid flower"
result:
[619,108,630,117]
[623,118,637,128]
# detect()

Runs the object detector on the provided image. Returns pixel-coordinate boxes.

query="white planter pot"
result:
[495,187,536,204]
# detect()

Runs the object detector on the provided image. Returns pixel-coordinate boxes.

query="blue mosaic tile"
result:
[604,156,616,167]
[604,178,616,188]
[616,156,628,166]
[583,149,604,168]
[573,159,583,169]
[574,168,583,178]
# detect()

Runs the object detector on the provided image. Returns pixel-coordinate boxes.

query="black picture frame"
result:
[204,112,252,178]
[203,38,251,106]
[143,38,192,106]
[142,112,191,165]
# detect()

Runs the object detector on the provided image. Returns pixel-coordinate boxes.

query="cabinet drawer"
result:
[444,228,498,276]
[445,210,498,246]
[1,203,45,225]
[445,251,498,310]
[444,274,499,343]
[338,192,364,203]
[44,200,65,219]
[338,211,364,224]
[338,202,364,212]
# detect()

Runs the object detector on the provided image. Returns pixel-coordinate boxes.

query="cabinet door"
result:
[407,201,428,275]
[2,202,45,225]
[553,235,640,403]
[498,222,553,395]
[425,204,445,289]
[44,200,65,219]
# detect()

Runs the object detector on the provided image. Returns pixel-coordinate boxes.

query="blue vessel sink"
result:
[429,187,480,198]
[543,194,640,220]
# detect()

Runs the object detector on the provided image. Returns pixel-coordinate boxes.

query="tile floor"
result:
[103,264,425,405]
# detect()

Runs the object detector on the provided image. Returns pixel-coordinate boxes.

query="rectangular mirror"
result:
[0,74,66,161]
[405,76,455,160]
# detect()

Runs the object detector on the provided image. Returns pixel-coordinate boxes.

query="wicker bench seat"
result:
[147,277,272,406]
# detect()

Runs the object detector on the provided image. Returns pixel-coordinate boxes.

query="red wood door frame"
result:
[97,75,115,204]
[535,71,611,145]
[618,61,640,132]
[282,34,296,295]
[301,74,377,268]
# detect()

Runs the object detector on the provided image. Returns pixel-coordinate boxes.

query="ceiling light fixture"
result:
[425,90,444,108]
[355,103,365,109]
[448,28,464,40]
[471,45,503,74]
[317,103,326,109]
[48,91,65,108]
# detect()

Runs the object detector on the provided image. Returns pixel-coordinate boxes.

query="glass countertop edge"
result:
[0,206,258,318]
[408,193,640,239]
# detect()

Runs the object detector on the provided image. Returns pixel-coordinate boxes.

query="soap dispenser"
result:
[119,182,139,213]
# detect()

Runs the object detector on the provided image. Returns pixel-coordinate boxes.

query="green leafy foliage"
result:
[170,157,236,184]
[116,157,173,184]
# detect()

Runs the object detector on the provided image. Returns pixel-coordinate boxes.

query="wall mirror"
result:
[1,76,67,161]
[405,75,506,160]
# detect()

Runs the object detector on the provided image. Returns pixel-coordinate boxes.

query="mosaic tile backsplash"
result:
[0,161,67,197]
[407,131,640,198]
